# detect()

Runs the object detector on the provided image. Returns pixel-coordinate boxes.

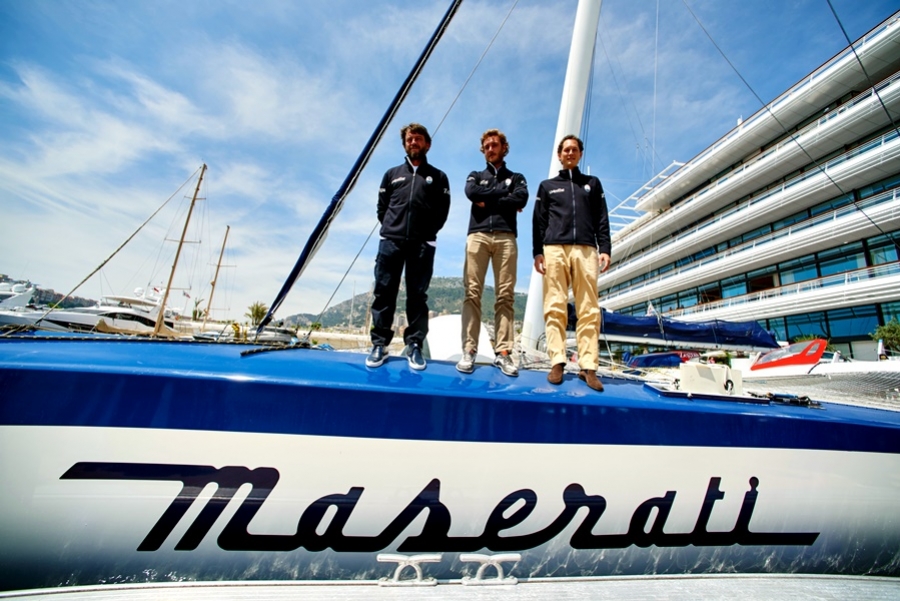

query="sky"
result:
[1,0,897,324]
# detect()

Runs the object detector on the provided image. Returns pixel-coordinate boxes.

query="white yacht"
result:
[600,11,900,361]
[0,290,176,335]
[0,282,35,309]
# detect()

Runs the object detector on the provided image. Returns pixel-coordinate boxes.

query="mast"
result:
[153,163,207,337]
[521,0,602,351]
[202,224,230,331]
[257,0,465,335]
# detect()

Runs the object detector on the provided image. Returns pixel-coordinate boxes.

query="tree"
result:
[191,298,206,321]
[246,301,268,326]
[872,318,900,353]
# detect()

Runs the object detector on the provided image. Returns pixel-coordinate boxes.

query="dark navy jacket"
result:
[377,157,451,242]
[464,162,528,236]
[532,167,611,258]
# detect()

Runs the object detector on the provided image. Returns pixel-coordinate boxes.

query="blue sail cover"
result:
[602,309,779,351]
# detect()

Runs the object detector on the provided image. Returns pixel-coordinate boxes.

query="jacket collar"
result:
[558,166,582,180]
[486,161,506,175]
[405,155,429,170]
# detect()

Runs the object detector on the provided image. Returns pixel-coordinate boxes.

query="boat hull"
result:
[1,337,899,590]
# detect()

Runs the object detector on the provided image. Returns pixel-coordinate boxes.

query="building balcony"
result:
[601,190,900,311]
[663,262,900,324]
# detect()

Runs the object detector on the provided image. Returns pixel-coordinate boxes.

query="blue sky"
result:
[1,0,897,323]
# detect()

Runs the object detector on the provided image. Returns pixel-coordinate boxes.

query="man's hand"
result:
[534,254,545,275]
[598,253,611,273]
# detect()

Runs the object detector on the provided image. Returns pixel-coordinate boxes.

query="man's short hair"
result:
[401,123,432,145]
[557,134,584,154]
[480,128,509,158]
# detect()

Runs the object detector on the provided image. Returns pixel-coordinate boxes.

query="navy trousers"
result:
[370,238,435,347]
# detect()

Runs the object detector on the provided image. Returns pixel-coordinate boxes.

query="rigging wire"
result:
[433,0,521,137]
[299,0,521,340]
[826,0,900,142]
[652,0,659,177]
[27,166,202,330]
[681,0,900,253]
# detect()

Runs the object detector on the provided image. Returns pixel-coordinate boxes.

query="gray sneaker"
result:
[494,351,519,377]
[456,350,476,374]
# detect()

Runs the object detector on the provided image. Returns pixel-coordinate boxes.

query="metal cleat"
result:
[376,553,442,586]
[459,552,521,585]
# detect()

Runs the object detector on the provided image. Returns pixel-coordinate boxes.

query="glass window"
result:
[819,243,865,277]
[809,194,852,217]
[699,283,722,304]
[766,317,787,342]
[773,211,808,232]
[881,301,900,323]
[858,174,900,200]
[780,255,818,285]
[868,232,900,266]
[786,312,827,341]
[740,224,773,244]
[678,290,699,309]
[827,305,878,339]
[747,266,777,293]
[660,294,678,313]
[721,279,746,299]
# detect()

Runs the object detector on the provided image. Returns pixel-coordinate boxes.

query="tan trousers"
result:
[542,244,600,370]
[462,231,518,354]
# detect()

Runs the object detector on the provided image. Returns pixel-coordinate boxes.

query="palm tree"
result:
[191,298,206,321]
[245,301,268,326]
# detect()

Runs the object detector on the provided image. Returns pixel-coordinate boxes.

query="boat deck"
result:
[3,575,899,600]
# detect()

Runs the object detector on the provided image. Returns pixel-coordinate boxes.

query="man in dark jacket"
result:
[456,129,528,376]
[532,135,610,391]
[366,123,451,371]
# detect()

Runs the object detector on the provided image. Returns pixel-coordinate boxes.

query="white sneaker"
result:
[494,351,519,377]
[456,350,476,374]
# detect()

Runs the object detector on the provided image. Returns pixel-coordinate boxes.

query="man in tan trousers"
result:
[532,135,611,391]
[457,129,529,376]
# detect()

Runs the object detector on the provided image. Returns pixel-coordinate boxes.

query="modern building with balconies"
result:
[600,11,900,359]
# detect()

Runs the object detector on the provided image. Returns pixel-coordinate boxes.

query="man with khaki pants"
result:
[457,129,529,376]
[532,135,611,391]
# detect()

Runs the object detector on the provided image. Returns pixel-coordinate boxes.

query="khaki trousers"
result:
[542,244,599,370]
[462,231,518,354]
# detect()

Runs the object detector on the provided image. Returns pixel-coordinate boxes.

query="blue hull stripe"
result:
[1,337,899,452]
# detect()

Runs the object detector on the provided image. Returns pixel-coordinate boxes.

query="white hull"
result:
[3,425,898,587]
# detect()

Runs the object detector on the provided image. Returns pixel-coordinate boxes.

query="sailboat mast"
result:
[153,163,207,336]
[521,0,602,351]
[202,224,230,331]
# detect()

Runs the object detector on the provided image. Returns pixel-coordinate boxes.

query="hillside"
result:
[283,277,528,329]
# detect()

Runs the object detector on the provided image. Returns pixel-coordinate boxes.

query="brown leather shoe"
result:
[547,363,565,385]
[579,369,604,392]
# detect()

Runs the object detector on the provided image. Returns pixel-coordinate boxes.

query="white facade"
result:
[601,12,900,359]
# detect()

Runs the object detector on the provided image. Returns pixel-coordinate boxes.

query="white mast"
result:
[521,0,602,351]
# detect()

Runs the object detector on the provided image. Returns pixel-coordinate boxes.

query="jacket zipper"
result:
[407,166,416,240]
[569,171,577,243]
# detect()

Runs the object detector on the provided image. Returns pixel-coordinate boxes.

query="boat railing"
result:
[666,262,900,318]
[628,12,900,208]
[604,131,900,295]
